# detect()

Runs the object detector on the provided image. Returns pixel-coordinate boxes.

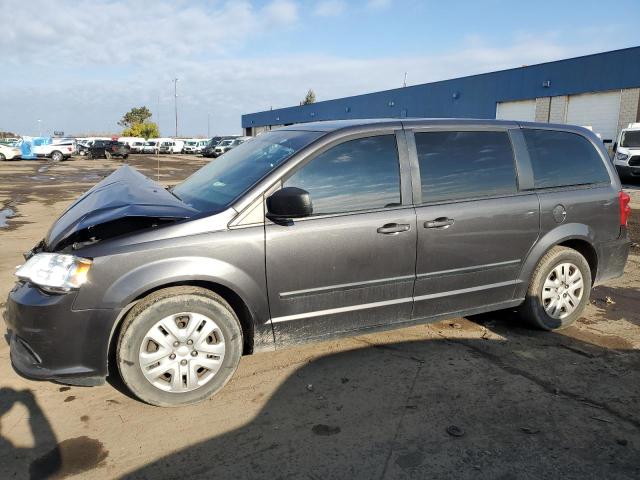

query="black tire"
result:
[116,286,243,407]
[519,246,592,330]
[0,153,5,161]
[123,154,129,159]
[50,151,63,162]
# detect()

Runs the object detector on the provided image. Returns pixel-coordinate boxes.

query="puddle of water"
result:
[0,208,15,228]
[29,175,57,181]
[37,165,50,173]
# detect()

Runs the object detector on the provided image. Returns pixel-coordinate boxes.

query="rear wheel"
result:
[519,246,592,330]
[116,286,243,407]
[0,153,5,161]
[105,151,112,159]
[50,151,63,162]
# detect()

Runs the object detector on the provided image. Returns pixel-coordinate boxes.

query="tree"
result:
[302,89,316,105]
[118,106,153,128]
[122,122,160,139]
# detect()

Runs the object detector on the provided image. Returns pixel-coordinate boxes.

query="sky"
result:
[2,0,640,137]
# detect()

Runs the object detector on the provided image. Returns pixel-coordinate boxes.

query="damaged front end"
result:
[41,165,197,253]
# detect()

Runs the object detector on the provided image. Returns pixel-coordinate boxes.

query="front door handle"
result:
[377,223,411,235]
[424,217,455,229]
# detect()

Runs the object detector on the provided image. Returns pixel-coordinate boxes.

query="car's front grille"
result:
[629,155,640,166]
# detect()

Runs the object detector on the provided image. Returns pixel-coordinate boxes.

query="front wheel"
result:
[0,153,5,161]
[519,246,592,330]
[116,286,243,407]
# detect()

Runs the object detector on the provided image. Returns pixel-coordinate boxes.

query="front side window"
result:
[173,130,322,212]
[523,129,610,188]
[415,131,517,203]
[284,135,401,215]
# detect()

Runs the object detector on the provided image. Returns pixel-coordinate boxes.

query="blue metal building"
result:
[242,46,640,144]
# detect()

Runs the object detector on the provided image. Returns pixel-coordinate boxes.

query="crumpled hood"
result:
[46,165,197,250]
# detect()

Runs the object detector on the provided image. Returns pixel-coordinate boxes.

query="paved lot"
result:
[0,155,639,479]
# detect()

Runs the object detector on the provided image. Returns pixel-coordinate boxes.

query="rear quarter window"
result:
[523,129,610,188]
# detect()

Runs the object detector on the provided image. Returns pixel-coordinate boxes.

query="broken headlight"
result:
[15,253,92,293]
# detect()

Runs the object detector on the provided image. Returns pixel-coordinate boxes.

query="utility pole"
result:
[173,78,179,137]
[157,95,160,131]
[207,113,210,138]
[403,72,407,88]
[37,119,42,136]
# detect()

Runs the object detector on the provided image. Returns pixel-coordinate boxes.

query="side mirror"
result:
[266,187,313,222]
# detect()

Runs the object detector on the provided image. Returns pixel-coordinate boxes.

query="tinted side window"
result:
[523,129,610,188]
[415,131,517,203]
[284,135,401,215]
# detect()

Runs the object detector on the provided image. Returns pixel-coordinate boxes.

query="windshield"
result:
[145,141,156,146]
[621,130,640,148]
[218,140,233,147]
[186,141,197,146]
[173,130,322,212]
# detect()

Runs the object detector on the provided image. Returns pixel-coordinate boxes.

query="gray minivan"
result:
[5,119,631,406]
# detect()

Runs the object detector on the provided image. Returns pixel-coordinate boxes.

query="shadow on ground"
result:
[1,288,639,479]
[125,309,640,479]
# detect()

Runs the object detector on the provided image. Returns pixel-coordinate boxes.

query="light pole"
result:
[37,119,42,137]
[173,78,179,137]
[207,113,210,138]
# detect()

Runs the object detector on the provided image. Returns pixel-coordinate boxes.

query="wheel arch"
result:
[107,279,257,379]
[516,223,598,298]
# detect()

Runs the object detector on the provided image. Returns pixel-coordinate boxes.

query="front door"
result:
[265,133,417,345]
[409,129,540,319]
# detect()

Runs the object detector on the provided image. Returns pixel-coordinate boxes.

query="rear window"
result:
[523,129,610,188]
[415,131,517,203]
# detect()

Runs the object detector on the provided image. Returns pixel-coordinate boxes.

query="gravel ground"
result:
[0,155,639,479]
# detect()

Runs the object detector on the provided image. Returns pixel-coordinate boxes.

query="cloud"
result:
[314,0,347,17]
[0,0,298,66]
[367,0,391,9]
[0,2,628,137]
[264,0,299,24]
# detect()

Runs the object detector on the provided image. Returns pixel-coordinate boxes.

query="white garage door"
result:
[495,99,536,121]
[566,90,621,142]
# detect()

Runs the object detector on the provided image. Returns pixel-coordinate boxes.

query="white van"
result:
[158,139,184,154]
[142,138,161,154]
[613,122,640,181]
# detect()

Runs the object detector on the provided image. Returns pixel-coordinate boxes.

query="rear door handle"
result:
[424,217,455,229]
[377,223,411,235]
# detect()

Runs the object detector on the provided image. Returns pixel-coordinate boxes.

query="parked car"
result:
[129,141,146,154]
[142,140,160,154]
[212,137,247,157]
[88,140,129,159]
[5,119,631,407]
[202,136,224,157]
[32,140,75,161]
[76,142,91,156]
[0,144,22,160]
[182,139,209,154]
[612,123,640,181]
[117,137,146,150]
[159,140,184,154]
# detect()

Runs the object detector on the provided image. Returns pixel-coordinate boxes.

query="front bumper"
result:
[4,282,119,385]
[615,164,640,178]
